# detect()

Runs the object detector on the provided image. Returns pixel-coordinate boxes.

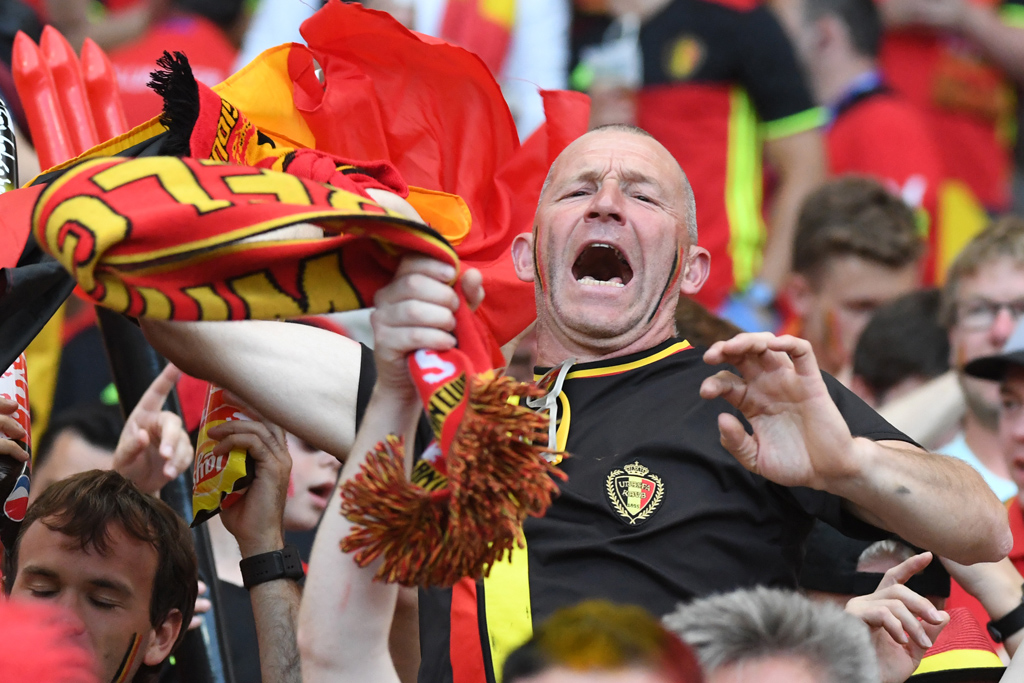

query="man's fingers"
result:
[392,254,457,283]
[374,272,460,311]
[208,420,290,468]
[460,268,485,312]
[135,363,181,413]
[0,438,30,464]
[373,299,458,333]
[699,370,747,406]
[878,552,934,590]
[157,412,184,457]
[857,598,933,648]
[0,413,27,441]
[717,413,758,472]
[704,333,816,376]
[874,583,946,625]
[0,397,19,416]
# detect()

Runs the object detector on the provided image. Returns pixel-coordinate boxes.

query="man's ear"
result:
[785,272,814,318]
[142,609,183,667]
[512,232,536,283]
[679,246,710,296]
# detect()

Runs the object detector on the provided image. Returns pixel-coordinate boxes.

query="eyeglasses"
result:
[956,298,1024,330]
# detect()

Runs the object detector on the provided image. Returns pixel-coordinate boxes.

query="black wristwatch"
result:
[239,545,305,590]
[987,585,1024,643]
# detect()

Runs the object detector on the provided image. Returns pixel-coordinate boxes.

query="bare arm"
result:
[881,0,1024,84]
[758,129,826,291]
[876,371,965,450]
[141,319,362,459]
[701,333,1011,564]
[836,439,1009,564]
[214,417,302,683]
[299,256,481,682]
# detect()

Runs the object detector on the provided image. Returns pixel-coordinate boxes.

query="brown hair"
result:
[3,470,198,659]
[503,600,704,683]
[940,215,1024,328]
[792,176,922,281]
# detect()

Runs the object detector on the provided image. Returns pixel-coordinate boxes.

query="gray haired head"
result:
[663,587,878,683]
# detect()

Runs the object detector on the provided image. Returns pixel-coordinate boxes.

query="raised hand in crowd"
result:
[845,552,949,683]
[211,410,301,683]
[112,363,192,495]
[700,332,1009,564]
[0,396,30,465]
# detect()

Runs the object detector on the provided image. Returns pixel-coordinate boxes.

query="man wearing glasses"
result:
[937,216,1024,501]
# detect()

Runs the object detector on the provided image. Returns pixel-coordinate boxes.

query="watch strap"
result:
[239,545,305,590]
[987,585,1024,643]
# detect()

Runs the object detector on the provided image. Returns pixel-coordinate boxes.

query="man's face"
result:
[998,368,1024,491]
[792,255,919,376]
[10,520,181,682]
[283,433,340,532]
[513,130,709,360]
[949,258,1024,426]
[30,432,114,503]
[709,656,823,683]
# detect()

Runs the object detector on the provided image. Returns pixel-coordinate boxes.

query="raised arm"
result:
[298,255,480,682]
[214,415,302,683]
[700,332,1012,564]
[141,319,362,459]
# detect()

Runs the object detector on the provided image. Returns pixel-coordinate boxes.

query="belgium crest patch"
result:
[606,461,664,525]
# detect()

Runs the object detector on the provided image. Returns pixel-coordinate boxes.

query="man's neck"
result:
[963,412,1012,480]
[533,325,675,368]
[816,57,879,110]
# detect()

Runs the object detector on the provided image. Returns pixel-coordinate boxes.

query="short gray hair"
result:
[663,587,878,683]
[538,125,698,244]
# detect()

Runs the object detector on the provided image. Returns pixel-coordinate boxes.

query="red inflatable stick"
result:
[40,26,99,156]
[81,38,128,141]
[12,31,73,170]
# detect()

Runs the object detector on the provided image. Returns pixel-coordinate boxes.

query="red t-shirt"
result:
[878,0,1022,210]
[108,15,237,129]
[634,0,822,310]
[827,87,943,282]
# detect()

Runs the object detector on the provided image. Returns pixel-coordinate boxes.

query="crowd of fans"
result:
[3,0,1024,682]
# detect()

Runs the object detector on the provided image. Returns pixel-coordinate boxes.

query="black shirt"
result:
[413,338,910,683]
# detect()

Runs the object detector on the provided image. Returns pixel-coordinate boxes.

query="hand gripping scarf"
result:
[33,152,566,586]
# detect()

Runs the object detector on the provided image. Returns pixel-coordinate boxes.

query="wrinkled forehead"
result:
[545,130,686,196]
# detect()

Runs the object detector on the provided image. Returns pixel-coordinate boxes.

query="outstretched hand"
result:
[0,397,30,464]
[700,333,856,490]
[846,552,949,683]
[113,364,193,495]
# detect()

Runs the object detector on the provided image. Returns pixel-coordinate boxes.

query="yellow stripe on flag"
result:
[484,535,534,683]
[724,87,765,293]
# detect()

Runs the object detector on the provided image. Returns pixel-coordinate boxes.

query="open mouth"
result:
[572,243,633,287]
[309,482,334,506]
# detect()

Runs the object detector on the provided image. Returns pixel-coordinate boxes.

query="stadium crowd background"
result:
[4,0,1024,681]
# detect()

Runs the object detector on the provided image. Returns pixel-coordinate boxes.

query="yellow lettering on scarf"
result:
[223,170,313,205]
[301,252,361,313]
[43,195,129,294]
[184,285,231,320]
[228,271,304,319]
[136,286,174,318]
[92,157,233,215]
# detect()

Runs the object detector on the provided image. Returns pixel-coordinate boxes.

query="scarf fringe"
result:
[339,373,566,587]
[148,51,199,157]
